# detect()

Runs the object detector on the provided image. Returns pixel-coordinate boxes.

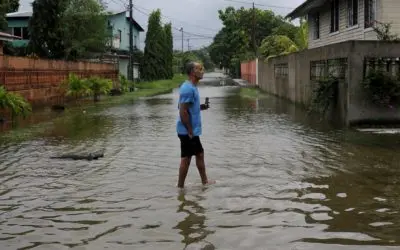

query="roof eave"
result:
[285,0,328,20]
[126,17,145,32]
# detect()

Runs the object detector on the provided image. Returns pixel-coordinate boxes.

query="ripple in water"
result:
[0,85,400,249]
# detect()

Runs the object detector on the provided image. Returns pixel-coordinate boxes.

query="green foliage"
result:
[62,73,113,102]
[259,35,299,58]
[62,0,109,60]
[119,74,133,93]
[209,6,302,77]
[164,23,174,79]
[362,69,400,107]
[373,21,400,41]
[28,0,108,60]
[0,86,32,120]
[28,0,68,59]
[309,77,339,115]
[62,73,92,99]
[294,18,308,50]
[0,0,20,30]
[135,74,186,90]
[85,76,113,102]
[141,9,171,81]
[8,0,19,12]
[173,51,203,74]
[190,47,215,71]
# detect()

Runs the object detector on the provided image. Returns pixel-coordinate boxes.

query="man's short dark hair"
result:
[185,61,196,76]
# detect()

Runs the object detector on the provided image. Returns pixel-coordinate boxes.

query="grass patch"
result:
[135,74,186,90]
[239,87,267,99]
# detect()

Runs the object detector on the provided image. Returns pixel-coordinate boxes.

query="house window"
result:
[13,27,22,37]
[365,0,376,28]
[348,0,358,26]
[313,13,320,39]
[330,0,340,33]
[118,29,122,43]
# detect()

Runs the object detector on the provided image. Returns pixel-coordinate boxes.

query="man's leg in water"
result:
[195,152,209,185]
[178,156,191,188]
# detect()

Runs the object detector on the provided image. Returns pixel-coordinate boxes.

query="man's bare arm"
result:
[179,103,193,136]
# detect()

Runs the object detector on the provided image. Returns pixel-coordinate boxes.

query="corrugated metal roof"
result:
[6,11,33,18]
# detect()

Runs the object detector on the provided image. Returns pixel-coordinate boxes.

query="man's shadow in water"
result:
[173,190,215,249]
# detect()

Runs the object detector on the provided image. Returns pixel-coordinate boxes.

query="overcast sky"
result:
[18,0,304,51]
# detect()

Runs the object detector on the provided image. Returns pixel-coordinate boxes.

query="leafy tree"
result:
[191,47,215,71]
[294,17,308,50]
[141,9,164,81]
[28,0,108,60]
[259,35,298,58]
[62,0,109,60]
[173,51,203,74]
[209,6,302,76]
[8,0,19,12]
[28,0,68,58]
[0,1,8,31]
[164,23,174,79]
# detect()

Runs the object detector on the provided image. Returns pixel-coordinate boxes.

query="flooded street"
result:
[1,84,400,250]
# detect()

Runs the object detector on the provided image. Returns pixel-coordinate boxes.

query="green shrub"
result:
[0,86,32,121]
[362,69,400,107]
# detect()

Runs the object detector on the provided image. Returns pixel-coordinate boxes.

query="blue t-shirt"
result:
[176,81,202,136]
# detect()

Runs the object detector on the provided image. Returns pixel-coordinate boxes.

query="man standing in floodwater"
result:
[176,61,214,188]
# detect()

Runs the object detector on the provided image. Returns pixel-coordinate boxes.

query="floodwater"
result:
[1,83,400,250]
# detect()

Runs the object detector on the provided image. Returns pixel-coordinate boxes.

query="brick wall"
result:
[240,60,257,85]
[0,55,119,106]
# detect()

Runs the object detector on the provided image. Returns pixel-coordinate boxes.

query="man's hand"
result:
[188,128,193,139]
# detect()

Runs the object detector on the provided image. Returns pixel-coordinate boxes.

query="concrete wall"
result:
[308,0,383,49]
[255,40,400,126]
[0,55,118,106]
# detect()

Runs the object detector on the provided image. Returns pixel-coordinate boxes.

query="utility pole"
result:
[128,0,134,82]
[252,2,257,56]
[187,39,190,51]
[180,27,184,53]
[180,27,184,74]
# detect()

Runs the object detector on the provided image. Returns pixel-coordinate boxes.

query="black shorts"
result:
[178,135,204,158]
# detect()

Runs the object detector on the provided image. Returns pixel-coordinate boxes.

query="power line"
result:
[132,6,215,39]
[223,0,294,10]
[133,4,220,33]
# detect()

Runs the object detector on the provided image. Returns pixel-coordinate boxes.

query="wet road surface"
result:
[1,85,400,249]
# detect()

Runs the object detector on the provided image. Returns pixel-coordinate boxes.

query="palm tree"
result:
[85,76,113,102]
[61,73,92,103]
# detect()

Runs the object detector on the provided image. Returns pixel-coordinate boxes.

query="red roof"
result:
[0,32,21,41]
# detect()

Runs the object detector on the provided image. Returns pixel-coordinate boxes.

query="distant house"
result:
[5,11,31,48]
[286,0,400,49]
[5,10,145,79]
[106,11,145,80]
[0,32,21,55]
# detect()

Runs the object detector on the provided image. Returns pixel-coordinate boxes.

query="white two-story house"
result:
[286,0,400,49]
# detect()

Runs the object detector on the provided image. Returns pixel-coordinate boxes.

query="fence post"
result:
[256,58,259,86]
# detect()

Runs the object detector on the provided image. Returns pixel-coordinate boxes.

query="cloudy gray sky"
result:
[18,0,304,50]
